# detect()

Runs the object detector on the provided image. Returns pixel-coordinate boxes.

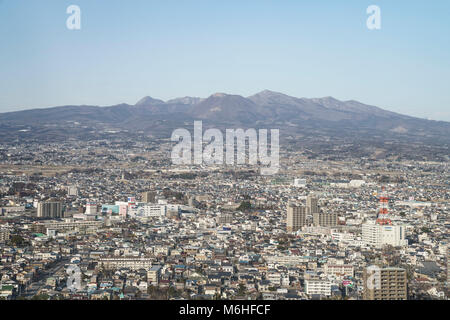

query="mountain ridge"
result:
[0,91,448,147]
[0,90,445,123]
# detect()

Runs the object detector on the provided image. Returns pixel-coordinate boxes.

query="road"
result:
[22,257,70,298]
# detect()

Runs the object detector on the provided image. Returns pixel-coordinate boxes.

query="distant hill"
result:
[0,91,449,149]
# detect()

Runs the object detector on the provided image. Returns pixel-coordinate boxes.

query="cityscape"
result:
[0,1,449,310]
[0,135,448,300]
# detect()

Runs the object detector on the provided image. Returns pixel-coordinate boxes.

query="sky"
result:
[0,0,449,121]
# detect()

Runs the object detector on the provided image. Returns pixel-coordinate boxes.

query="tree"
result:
[237,201,252,212]
[421,227,431,234]
[10,235,25,247]
[237,283,246,295]
[31,294,50,300]
[168,286,180,298]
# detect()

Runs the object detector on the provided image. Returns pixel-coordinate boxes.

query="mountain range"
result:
[0,90,449,149]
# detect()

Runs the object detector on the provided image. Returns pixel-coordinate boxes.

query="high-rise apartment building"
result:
[363,267,407,300]
[313,212,337,227]
[141,191,156,203]
[287,203,307,232]
[306,195,319,214]
[37,202,63,218]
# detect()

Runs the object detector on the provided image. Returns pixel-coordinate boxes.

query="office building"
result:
[304,279,331,296]
[98,256,154,270]
[362,222,408,248]
[31,220,103,233]
[324,264,354,277]
[136,204,166,217]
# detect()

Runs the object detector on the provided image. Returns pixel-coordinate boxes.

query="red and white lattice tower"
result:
[376,186,392,225]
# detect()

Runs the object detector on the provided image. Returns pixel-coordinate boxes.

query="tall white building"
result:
[136,204,167,217]
[362,222,408,248]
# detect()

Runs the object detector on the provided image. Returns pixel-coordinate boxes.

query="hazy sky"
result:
[0,0,449,121]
